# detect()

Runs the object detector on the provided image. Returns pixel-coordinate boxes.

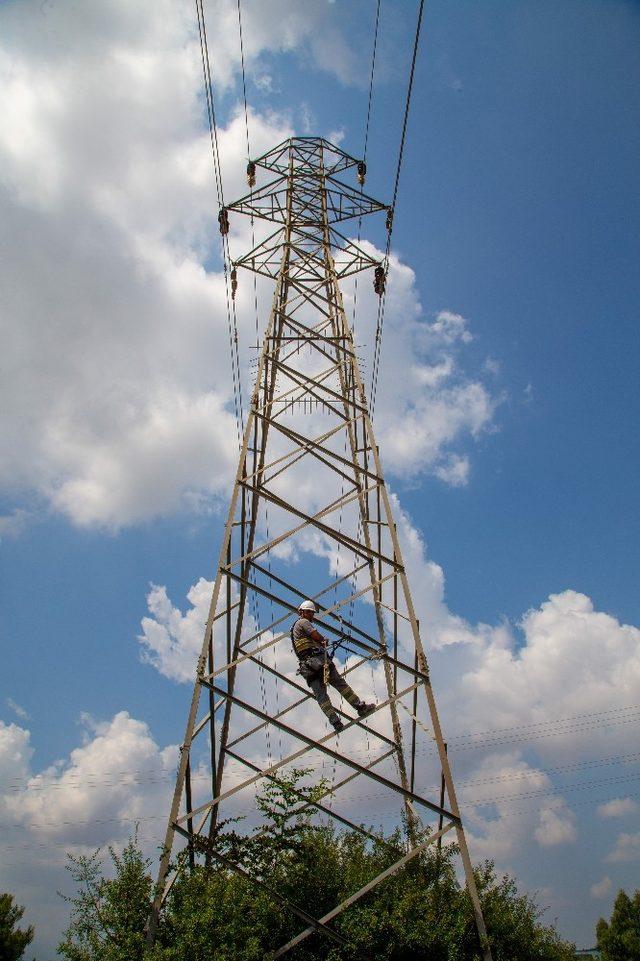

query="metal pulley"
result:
[247,160,256,187]
[231,267,238,300]
[218,207,230,236]
[357,160,367,186]
[374,264,386,296]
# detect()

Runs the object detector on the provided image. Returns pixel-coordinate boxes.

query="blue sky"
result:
[1,0,640,955]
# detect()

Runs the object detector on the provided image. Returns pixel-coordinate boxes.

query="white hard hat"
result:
[298,599,317,613]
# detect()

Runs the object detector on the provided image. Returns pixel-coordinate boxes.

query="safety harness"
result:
[290,623,335,684]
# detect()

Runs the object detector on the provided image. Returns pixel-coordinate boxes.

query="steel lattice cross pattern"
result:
[148,137,493,960]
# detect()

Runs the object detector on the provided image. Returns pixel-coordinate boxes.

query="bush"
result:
[59,772,576,961]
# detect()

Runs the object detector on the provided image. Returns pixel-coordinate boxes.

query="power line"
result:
[460,749,640,787]
[314,785,640,827]
[5,709,640,793]
[1,782,634,863]
[370,0,426,414]
[363,0,381,164]
[5,771,639,833]
[442,711,640,754]
[195,0,224,208]
[350,0,382,344]
[389,0,425,213]
[468,769,640,807]
[233,1,272,765]
[195,0,245,447]
[447,703,640,742]
[237,0,251,161]
[333,4,384,783]
[235,0,262,355]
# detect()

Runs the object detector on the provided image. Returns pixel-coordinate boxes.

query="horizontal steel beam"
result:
[206,683,459,823]
[225,749,400,851]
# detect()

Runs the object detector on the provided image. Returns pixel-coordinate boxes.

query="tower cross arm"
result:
[252,136,362,176]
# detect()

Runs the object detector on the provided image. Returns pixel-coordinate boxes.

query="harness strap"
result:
[290,621,324,661]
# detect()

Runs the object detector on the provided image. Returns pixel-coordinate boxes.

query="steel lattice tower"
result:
[149,137,492,960]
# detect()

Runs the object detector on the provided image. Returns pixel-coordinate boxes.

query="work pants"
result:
[306,659,361,721]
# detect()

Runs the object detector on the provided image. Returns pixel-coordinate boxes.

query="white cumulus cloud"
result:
[0,711,179,960]
[458,752,577,860]
[606,832,640,863]
[139,578,215,682]
[591,876,612,898]
[342,247,498,484]
[0,0,295,530]
[0,720,33,792]
[534,802,577,847]
[443,589,640,753]
[0,0,499,530]
[597,797,638,819]
[5,712,177,846]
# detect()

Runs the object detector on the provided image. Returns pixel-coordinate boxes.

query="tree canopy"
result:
[0,892,34,961]
[597,888,640,961]
[59,771,576,961]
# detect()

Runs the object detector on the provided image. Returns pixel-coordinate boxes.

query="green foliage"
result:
[474,865,576,961]
[60,773,576,961]
[597,888,640,961]
[0,892,34,961]
[58,835,153,961]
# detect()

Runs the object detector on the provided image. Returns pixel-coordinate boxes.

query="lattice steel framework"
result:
[149,137,492,960]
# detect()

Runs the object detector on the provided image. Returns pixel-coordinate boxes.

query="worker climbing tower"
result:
[149,137,492,959]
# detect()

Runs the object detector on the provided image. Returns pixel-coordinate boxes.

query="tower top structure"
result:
[253,136,362,175]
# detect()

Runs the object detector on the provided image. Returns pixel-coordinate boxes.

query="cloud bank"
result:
[0,0,498,530]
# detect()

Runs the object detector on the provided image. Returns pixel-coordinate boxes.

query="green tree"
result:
[59,772,576,961]
[0,892,34,961]
[597,888,640,961]
[59,836,153,961]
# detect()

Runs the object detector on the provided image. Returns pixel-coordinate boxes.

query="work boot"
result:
[330,715,344,733]
[356,702,375,719]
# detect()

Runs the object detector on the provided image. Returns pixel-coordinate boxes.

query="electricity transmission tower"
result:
[149,137,492,960]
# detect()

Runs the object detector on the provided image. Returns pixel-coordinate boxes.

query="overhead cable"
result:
[389,0,425,213]
[370,0,426,415]
[195,0,245,446]
[6,705,640,791]
[351,0,382,340]
[7,772,640,833]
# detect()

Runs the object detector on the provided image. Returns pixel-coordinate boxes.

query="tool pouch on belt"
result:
[298,654,325,680]
[291,625,328,681]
